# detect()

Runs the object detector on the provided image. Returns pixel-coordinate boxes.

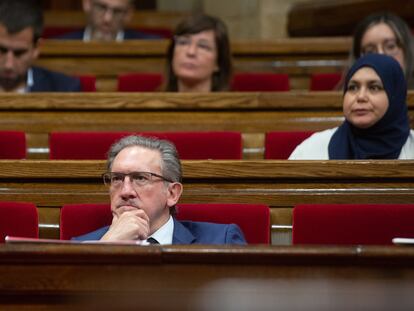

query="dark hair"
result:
[0,0,43,43]
[351,12,414,85]
[164,14,232,92]
[107,135,182,215]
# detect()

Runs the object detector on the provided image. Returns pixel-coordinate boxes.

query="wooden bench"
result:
[0,92,413,159]
[35,37,352,91]
[0,160,413,244]
[0,243,413,310]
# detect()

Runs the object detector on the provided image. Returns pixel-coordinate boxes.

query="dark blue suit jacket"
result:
[56,29,160,40]
[73,218,247,245]
[30,66,81,92]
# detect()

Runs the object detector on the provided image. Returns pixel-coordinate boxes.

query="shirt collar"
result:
[144,215,174,245]
[14,68,33,94]
[83,27,125,42]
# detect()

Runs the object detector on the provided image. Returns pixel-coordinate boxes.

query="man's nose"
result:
[103,9,114,22]
[119,177,137,197]
[4,51,16,69]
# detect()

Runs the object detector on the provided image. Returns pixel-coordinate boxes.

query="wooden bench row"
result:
[1,92,413,159]
[1,160,413,243]
[35,37,352,91]
[1,243,413,310]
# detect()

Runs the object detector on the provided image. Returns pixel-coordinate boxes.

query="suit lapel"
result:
[172,218,196,244]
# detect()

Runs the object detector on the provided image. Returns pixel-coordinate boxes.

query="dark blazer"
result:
[30,66,81,92]
[73,218,247,245]
[56,29,160,40]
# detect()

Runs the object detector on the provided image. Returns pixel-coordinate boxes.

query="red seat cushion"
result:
[231,73,290,92]
[293,204,414,245]
[78,75,97,92]
[0,131,26,159]
[264,131,314,159]
[176,203,270,244]
[60,203,112,240]
[117,73,163,92]
[310,73,342,91]
[0,201,38,242]
[49,131,242,160]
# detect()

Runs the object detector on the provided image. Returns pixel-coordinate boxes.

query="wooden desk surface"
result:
[0,243,413,310]
[0,91,413,159]
[0,160,413,240]
[34,38,352,90]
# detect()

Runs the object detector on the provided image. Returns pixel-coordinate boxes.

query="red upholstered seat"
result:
[176,203,270,244]
[264,131,314,159]
[49,131,242,160]
[60,203,270,244]
[0,201,38,242]
[117,73,163,92]
[292,204,414,245]
[231,73,290,92]
[42,27,171,39]
[60,203,112,240]
[78,75,97,92]
[0,131,26,159]
[310,73,342,91]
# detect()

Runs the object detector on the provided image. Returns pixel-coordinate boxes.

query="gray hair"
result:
[107,135,182,183]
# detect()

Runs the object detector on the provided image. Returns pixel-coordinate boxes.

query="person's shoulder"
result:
[124,29,162,39]
[399,129,414,159]
[288,128,337,160]
[71,226,110,241]
[32,66,81,92]
[53,30,84,40]
[179,220,246,245]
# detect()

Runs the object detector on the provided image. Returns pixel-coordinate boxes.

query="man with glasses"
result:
[0,0,81,92]
[74,135,246,245]
[58,0,159,41]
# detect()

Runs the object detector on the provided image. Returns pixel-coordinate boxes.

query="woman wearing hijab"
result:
[289,53,414,159]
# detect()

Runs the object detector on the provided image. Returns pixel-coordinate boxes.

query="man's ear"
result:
[122,7,134,26]
[167,182,183,207]
[32,38,41,60]
[83,0,91,12]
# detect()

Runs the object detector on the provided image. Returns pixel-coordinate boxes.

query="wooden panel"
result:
[0,160,413,239]
[288,0,414,37]
[0,92,413,159]
[34,38,352,91]
[0,244,413,310]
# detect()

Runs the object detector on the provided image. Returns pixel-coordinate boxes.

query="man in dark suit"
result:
[58,0,159,41]
[0,0,81,93]
[74,135,246,245]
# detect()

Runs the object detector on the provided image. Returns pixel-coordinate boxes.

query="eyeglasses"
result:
[361,39,402,56]
[0,45,30,58]
[102,171,173,188]
[92,1,129,19]
[174,36,215,53]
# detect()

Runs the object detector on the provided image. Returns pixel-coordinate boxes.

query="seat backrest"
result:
[0,201,38,242]
[310,73,342,91]
[0,131,26,159]
[292,204,414,245]
[264,131,314,159]
[117,73,163,92]
[49,131,242,160]
[60,203,112,240]
[60,203,270,244]
[176,203,270,244]
[78,75,97,92]
[231,73,290,92]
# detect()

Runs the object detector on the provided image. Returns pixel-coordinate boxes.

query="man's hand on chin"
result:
[100,209,150,241]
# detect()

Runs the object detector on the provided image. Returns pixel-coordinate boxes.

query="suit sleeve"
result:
[225,224,247,245]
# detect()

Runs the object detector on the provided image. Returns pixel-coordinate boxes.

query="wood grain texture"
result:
[0,160,413,239]
[0,244,413,310]
[34,38,352,90]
